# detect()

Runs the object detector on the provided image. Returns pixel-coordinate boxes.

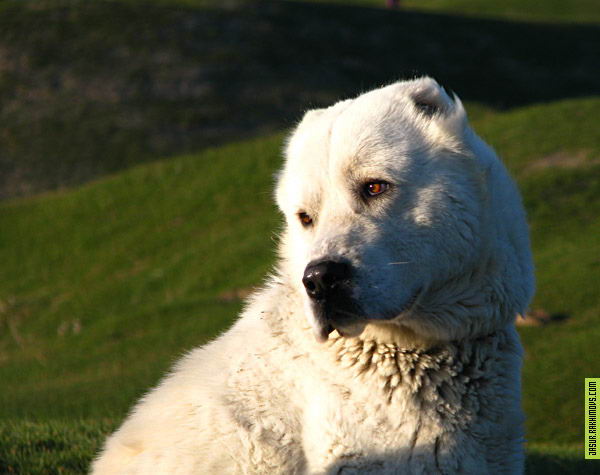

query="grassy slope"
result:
[476,100,600,446]
[1,98,600,472]
[0,134,284,419]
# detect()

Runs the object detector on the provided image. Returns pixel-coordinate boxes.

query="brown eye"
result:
[364,181,389,197]
[298,212,313,227]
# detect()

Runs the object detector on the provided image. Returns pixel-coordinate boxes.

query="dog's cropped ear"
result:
[409,77,455,116]
[409,77,468,151]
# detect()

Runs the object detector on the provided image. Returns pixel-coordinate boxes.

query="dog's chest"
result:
[299,374,445,472]
[296,337,493,473]
[226,329,502,473]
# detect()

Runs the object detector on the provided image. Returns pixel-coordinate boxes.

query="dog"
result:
[92,77,534,474]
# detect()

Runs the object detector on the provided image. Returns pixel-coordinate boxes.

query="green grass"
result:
[476,98,600,176]
[475,98,600,445]
[0,134,284,419]
[0,420,116,474]
[1,98,600,471]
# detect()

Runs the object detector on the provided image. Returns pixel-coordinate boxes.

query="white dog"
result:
[93,77,534,474]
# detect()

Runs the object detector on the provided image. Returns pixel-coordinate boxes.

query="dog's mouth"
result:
[311,293,362,343]
[310,288,422,343]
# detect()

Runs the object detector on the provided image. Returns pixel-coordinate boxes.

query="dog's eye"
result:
[298,212,313,227]
[363,181,390,197]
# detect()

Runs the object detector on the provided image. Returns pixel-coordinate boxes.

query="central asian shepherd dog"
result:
[93,77,534,474]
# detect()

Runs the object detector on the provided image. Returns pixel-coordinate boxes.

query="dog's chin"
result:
[306,301,363,343]
[308,308,368,343]
[311,318,366,343]
[305,288,421,343]
[333,321,366,339]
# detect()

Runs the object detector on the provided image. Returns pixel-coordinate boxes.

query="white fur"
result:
[92,78,534,474]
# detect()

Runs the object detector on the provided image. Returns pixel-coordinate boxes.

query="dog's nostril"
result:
[304,279,316,292]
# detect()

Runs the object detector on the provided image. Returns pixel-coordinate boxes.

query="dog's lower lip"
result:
[314,323,335,343]
[314,287,420,326]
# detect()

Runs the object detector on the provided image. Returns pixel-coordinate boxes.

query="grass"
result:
[477,98,600,445]
[0,134,284,419]
[0,420,116,474]
[526,443,600,474]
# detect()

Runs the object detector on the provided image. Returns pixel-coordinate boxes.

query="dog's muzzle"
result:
[302,259,361,341]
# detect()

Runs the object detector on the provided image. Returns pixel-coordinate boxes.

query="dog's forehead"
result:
[328,93,417,173]
[279,108,333,210]
[289,86,414,173]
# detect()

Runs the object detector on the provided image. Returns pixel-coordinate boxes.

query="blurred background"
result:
[0,0,599,472]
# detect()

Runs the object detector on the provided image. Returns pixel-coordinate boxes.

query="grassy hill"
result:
[1,0,600,473]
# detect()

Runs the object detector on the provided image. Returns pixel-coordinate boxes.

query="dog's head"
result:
[275,78,534,344]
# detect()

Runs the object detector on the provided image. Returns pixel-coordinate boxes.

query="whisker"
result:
[388,261,412,265]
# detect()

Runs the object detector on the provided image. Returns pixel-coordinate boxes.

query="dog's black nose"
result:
[302,260,351,300]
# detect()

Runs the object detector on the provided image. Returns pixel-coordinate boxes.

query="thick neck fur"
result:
[324,326,510,409]
[264,279,514,413]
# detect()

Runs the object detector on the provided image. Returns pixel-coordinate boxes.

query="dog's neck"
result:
[352,321,441,350]
[324,326,508,402]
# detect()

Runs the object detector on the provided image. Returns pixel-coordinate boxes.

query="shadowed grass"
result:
[526,443,599,474]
